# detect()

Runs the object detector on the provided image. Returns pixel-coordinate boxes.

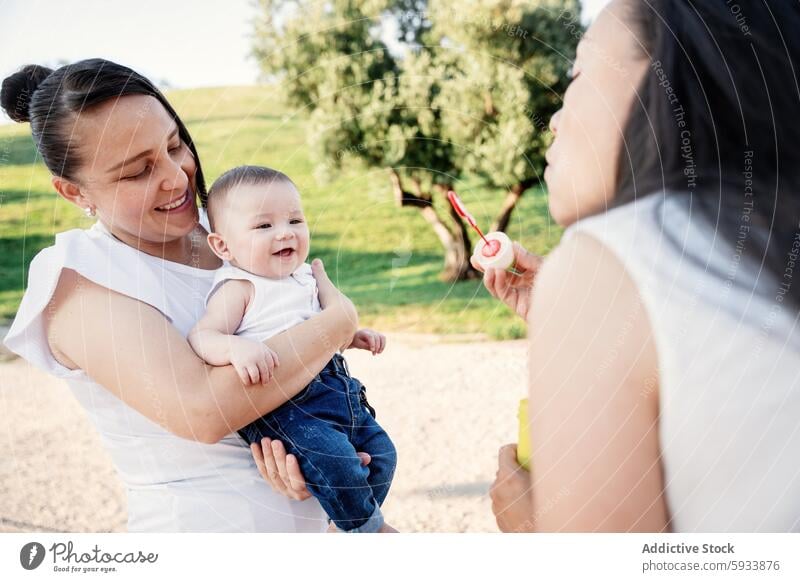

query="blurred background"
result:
[1,0,609,532]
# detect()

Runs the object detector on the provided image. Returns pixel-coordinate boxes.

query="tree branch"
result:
[388,171,478,281]
[389,169,431,209]
[490,178,537,233]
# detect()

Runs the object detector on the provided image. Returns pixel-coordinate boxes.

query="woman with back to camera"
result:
[255,0,800,532]
[1,59,367,532]
[479,0,800,531]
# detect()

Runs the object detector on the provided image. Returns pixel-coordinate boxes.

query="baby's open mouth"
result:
[273,248,295,258]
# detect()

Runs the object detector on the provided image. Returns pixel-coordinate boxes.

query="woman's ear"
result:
[207,232,232,261]
[52,176,90,209]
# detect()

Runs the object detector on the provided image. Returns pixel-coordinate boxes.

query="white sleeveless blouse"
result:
[205,262,321,342]
[2,208,326,532]
[564,192,800,532]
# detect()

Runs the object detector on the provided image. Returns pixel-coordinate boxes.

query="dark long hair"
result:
[0,58,208,205]
[616,1,800,308]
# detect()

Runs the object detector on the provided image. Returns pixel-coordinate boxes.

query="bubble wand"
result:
[447,190,491,247]
[447,189,516,272]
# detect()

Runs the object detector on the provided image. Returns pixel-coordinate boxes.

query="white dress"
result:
[2,208,327,532]
[564,192,800,531]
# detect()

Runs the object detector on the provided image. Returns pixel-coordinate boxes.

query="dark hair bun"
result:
[1,65,54,123]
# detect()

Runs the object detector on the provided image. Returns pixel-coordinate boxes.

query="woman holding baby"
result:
[1,59,359,532]
[4,0,800,533]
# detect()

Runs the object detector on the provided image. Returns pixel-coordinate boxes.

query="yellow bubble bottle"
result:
[517,398,531,470]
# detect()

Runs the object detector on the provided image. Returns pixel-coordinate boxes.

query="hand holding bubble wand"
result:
[446,189,531,470]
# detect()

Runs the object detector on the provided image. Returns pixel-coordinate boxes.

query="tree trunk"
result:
[389,171,480,282]
[490,178,536,233]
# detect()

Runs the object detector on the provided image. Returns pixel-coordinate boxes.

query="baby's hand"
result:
[229,337,280,385]
[348,329,386,355]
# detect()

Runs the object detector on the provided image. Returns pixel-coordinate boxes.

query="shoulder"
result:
[29,227,169,363]
[206,268,255,308]
[6,225,181,377]
[530,232,636,325]
[562,193,690,267]
[43,224,170,313]
[48,261,169,328]
[530,230,658,396]
[212,277,254,299]
[33,223,168,304]
[38,265,167,374]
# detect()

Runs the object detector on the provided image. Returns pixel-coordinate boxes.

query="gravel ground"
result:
[0,333,527,533]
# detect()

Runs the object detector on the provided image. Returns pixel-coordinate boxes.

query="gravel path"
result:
[0,334,527,533]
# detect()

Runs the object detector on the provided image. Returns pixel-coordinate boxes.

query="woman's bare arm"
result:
[46,259,357,444]
[524,232,668,531]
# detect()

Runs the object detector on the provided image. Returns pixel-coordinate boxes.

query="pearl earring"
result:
[84,206,96,217]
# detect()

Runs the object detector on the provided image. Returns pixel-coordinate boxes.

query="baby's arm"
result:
[188,280,279,385]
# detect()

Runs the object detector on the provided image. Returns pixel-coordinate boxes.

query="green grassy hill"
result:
[0,86,562,339]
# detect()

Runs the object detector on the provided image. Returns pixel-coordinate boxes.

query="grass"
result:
[0,86,563,339]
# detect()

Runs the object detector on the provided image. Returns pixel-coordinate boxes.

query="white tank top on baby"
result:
[205,262,321,342]
[2,208,326,532]
[564,192,800,532]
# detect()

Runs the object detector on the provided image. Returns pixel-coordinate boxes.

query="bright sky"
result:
[1,0,611,122]
[0,0,261,91]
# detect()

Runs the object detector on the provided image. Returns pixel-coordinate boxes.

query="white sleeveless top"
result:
[2,208,326,532]
[564,192,800,532]
[205,262,321,342]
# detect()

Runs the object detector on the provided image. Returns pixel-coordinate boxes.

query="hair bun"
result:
[1,65,54,123]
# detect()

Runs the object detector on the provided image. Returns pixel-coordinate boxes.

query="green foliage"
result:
[252,0,398,110]
[310,48,460,186]
[437,55,538,186]
[253,0,582,189]
[427,0,581,185]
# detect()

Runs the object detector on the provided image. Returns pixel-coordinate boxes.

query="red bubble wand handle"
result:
[447,190,491,246]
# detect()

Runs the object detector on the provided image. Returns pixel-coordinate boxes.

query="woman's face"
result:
[545,0,649,226]
[65,94,199,245]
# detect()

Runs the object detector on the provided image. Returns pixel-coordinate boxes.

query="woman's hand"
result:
[471,242,542,321]
[250,437,371,501]
[311,258,358,342]
[490,444,535,532]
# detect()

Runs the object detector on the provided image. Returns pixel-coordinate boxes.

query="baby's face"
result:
[212,180,310,279]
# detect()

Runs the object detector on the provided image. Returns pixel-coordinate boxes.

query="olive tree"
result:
[253,0,581,281]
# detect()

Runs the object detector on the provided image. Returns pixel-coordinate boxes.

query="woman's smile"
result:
[155,187,192,212]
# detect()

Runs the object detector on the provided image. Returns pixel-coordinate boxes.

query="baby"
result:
[188,165,397,533]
